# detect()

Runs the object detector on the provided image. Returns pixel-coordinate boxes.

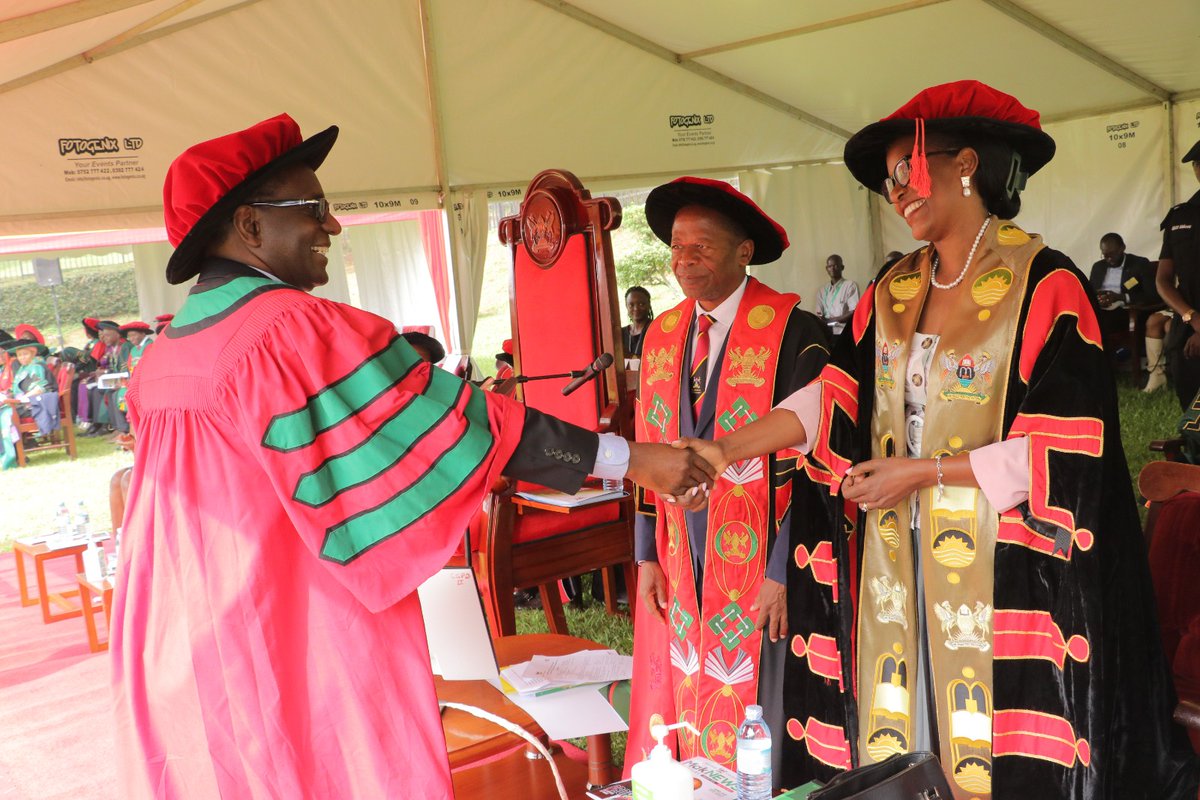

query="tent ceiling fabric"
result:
[0,0,1195,235]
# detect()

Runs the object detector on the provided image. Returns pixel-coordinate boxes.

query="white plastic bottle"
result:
[55,502,71,537]
[74,500,90,537]
[82,539,105,583]
[736,704,772,800]
[631,720,698,800]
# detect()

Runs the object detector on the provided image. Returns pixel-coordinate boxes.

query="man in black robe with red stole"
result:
[626,178,856,791]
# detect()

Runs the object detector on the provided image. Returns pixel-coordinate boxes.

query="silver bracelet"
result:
[934,454,945,500]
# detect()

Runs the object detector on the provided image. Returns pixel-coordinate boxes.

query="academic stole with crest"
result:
[638,278,795,767]
[858,223,1041,800]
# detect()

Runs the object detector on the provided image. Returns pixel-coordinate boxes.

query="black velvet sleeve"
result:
[502,406,599,494]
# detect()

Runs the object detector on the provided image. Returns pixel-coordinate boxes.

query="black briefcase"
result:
[808,752,953,799]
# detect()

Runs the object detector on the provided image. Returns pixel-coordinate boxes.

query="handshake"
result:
[625,438,728,511]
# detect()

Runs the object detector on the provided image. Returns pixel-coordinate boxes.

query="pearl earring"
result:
[961,176,972,197]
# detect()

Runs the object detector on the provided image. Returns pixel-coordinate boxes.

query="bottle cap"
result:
[745,704,763,720]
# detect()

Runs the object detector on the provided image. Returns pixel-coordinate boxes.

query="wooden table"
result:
[76,573,114,653]
[439,633,617,798]
[11,537,105,624]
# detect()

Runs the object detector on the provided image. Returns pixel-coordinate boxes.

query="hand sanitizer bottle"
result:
[631,718,700,800]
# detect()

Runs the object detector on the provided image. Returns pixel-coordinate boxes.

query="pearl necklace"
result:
[930,215,992,290]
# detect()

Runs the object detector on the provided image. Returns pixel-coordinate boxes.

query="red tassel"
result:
[909,118,932,198]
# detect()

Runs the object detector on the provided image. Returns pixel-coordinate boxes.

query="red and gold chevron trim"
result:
[786,716,854,770]
[993,708,1090,768]
[993,609,1089,669]
[794,540,839,603]
[791,632,845,691]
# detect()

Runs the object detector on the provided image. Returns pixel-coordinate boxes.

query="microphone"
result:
[561,352,614,396]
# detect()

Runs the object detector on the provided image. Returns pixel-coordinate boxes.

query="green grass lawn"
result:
[1,432,133,549]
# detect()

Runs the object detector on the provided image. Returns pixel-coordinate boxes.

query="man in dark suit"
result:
[1089,231,1167,391]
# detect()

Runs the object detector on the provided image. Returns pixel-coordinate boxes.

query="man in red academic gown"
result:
[110,114,712,799]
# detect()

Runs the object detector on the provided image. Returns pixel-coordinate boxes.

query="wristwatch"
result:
[1184,309,1197,325]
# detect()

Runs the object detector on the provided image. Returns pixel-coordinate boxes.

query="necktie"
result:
[690,313,715,418]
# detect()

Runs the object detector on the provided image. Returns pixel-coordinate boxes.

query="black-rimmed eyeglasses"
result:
[246,198,330,223]
[883,149,962,195]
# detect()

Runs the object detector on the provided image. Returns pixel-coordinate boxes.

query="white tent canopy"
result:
[0,0,1198,341]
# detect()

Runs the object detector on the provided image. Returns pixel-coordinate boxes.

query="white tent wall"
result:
[0,0,441,236]
[431,0,846,188]
[342,220,440,337]
[132,241,190,320]
[1021,106,1167,267]
[739,165,874,314]
[1173,98,1200,207]
[447,190,490,355]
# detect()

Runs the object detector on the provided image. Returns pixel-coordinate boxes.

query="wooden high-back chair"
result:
[11,362,77,467]
[1139,459,1200,753]
[474,169,636,637]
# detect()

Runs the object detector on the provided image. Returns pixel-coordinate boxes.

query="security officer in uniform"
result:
[1156,138,1200,407]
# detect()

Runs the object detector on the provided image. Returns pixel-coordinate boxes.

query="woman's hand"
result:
[672,436,730,477]
[843,457,935,511]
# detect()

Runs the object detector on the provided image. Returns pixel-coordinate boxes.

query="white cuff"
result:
[590,433,630,480]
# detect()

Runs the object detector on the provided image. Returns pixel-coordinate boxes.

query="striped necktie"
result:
[690,313,715,418]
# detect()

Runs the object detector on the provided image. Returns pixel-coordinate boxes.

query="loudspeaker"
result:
[33,258,63,288]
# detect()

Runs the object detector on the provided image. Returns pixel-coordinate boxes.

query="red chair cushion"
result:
[510,482,621,544]
[1148,492,1200,664]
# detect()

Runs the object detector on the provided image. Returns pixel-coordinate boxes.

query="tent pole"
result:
[0,0,263,97]
[82,0,209,60]
[682,0,951,60]
[978,0,1168,102]
[0,0,152,46]
[417,0,449,206]
[1166,100,1178,207]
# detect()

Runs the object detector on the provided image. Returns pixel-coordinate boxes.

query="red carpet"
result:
[0,548,115,799]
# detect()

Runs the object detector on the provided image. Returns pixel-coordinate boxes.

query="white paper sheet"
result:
[491,681,628,740]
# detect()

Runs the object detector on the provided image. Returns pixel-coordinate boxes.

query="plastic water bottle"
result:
[55,502,71,536]
[74,500,90,537]
[736,704,772,800]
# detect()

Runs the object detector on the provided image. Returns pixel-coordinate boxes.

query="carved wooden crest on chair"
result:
[474,169,637,637]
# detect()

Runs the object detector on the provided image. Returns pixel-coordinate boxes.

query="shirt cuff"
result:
[968,437,1030,513]
[772,382,822,454]
[590,432,630,480]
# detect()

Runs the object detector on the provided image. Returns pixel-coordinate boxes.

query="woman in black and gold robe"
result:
[684,81,1198,799]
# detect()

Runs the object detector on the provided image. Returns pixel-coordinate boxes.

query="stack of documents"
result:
[500,648,633,696]
[514,486,625,508]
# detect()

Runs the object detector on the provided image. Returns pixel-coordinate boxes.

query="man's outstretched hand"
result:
[627,441,716,502]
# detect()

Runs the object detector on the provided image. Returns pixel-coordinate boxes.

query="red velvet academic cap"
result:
[82,317,100,337]
[843,80,1055,194]
[162,113,338,285]
[645,177,789,265]
[120,321,153,334]
[14,324,44,344]
[154,313,175,323]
